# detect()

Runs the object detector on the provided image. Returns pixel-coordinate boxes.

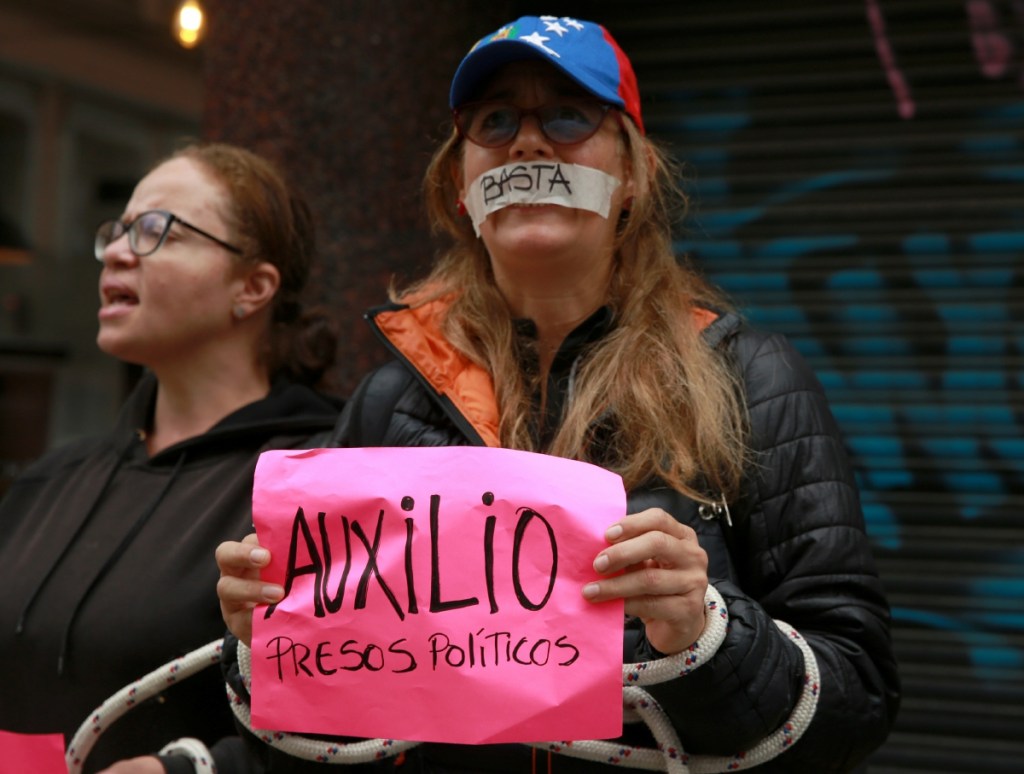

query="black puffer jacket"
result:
[223,305,900,773]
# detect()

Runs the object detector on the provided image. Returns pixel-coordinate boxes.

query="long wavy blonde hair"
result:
[400,118,749,501]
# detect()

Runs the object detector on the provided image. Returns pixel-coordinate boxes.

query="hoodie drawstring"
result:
[56,452,187,675]
[14,442,133,637]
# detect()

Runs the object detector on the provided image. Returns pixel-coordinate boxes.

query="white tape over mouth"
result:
[464,162,622,236]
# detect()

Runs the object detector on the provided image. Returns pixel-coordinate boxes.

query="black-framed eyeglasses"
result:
[94,209,242,261]
[453,98,613,148]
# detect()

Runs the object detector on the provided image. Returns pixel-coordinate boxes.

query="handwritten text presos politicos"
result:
[259,491,582,680]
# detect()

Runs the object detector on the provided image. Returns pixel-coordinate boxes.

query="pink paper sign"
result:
[0,730,66,774]
[250,446,626,744]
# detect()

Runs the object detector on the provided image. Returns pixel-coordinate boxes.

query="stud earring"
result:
[456,199,468,217]
[232,304,246,320]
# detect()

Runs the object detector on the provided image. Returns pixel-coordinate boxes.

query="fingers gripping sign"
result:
[216,533,284,647]
[582,508,709,655]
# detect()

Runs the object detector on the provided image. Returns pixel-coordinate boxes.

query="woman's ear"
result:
[234,261,281,315]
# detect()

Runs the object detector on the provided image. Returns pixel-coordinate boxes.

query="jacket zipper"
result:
[698,493,733,527]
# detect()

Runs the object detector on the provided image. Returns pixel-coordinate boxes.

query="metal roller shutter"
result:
[563,1,1024,770]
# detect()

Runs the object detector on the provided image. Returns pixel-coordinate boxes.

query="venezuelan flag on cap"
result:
[449,15,644,135]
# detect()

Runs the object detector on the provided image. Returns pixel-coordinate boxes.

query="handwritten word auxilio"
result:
[264,493,559,622]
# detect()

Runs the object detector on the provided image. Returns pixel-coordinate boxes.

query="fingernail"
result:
[261,584,284,601]
[582,583,600,599]
[251,548,270,564]
[593,554,610,572]
[605,524,623,540]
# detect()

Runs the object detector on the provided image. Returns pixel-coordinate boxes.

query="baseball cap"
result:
[449,15,644,135]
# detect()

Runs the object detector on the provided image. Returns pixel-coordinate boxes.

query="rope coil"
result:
[66,585,820,773]
[65,639,223,774]
[226,584,820,772]
[158,737,217,774]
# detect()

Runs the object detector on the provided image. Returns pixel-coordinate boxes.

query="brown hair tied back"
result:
[167,141,338,388]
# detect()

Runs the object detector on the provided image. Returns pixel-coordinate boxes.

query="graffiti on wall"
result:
[664,3,1024,760]
[868,0,1024,119]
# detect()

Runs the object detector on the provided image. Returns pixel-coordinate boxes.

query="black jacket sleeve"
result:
[637,329,900,771]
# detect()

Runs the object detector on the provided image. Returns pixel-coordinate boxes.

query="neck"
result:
[495,257,610,377]
[531,303,599,377]
[145,355,270,456]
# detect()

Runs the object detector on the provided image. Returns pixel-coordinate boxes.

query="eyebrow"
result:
[119,209,153,224]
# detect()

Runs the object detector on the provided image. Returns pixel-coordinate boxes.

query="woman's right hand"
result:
[215,533,284,646]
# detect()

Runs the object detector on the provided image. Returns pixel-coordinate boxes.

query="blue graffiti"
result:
[635,2,1024,764]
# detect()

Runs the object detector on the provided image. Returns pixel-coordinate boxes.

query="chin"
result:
[486,221,573,245]
[504,233,580,257]
[96,333,135,363]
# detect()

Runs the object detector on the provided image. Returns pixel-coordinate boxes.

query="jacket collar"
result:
[369,296,728,448]
[372,296,502,447]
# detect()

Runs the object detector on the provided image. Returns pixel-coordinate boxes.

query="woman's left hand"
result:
[582,507,709,655]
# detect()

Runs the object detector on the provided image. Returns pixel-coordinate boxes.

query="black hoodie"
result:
[0,371,340,773]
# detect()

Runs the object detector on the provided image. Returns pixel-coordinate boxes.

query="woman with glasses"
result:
[0,142,342,773]
[216,15,900,774]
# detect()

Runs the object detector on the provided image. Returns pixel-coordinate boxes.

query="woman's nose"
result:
[100,232,138,267]
[507,112,554,159]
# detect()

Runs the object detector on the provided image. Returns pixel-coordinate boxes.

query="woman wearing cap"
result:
[0,142,342,773]
[216,15,899,773]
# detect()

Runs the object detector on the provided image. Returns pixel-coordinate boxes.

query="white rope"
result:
[227,643,420,764]
[685,620,820,772]
[226,585,820,770]
[621,583,729,686]
[65,639,224,774]
[530,618,821,773]
[159,737,217,774]
[71,585,820,773]
[226,586,731,768]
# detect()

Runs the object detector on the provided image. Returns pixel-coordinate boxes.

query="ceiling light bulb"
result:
[174,0,205,48]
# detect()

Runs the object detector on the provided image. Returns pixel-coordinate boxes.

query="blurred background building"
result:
[0,0,202,484]
[1,0,1021,771]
